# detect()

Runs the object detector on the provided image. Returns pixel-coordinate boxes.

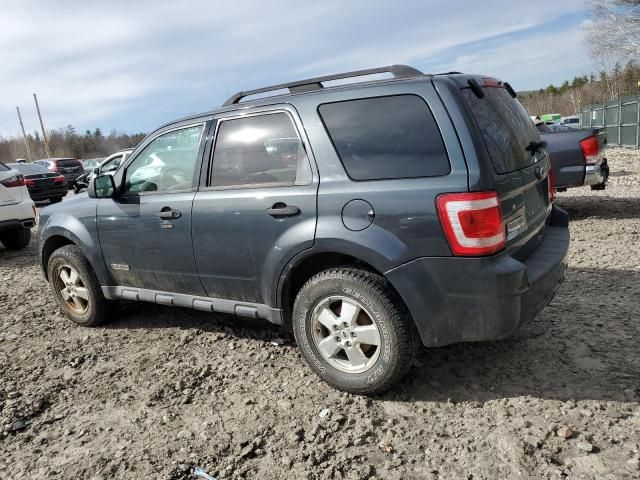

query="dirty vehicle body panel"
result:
[539,127,609,189]
[38,66,569,348]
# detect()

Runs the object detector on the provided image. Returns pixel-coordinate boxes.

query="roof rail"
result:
[222,64,424,106]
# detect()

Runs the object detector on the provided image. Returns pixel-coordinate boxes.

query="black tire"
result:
[0,228,31,250]
[590,183,606,191]
[49,196,63,204]
[47,245,111,326]
[292,268,416,395]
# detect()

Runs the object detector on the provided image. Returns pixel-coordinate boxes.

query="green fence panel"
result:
[620,125,638,147]
[582,97,640,148]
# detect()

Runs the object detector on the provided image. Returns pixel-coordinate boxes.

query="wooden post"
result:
[15,106,32,162]
[33,93,51,159]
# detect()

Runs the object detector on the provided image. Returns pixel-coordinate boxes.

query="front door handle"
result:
[265,202,301,218]
[158,207,181,219]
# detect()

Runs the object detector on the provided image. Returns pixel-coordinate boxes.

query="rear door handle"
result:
[265,203,300,218]
[158,207,181,219]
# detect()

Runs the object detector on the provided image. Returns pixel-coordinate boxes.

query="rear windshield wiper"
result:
[525,140,547,155]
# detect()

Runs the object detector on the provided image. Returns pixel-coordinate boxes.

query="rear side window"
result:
[462,87,540,174]
[318,95,450,181]
[210,112,312,188]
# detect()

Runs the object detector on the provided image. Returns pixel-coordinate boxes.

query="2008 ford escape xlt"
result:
[38,65,569,394]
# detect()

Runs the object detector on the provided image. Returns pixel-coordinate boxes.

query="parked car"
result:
[558,116,580,128]
[0,162,36,250]
[38,65,569,394]
[7,162,67,203]
[536,123,609,190]
[33,158,84,189]
[74,149,133,193]
[81,158,104,173]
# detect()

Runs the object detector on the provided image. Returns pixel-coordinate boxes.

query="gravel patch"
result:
[1,149,639,479]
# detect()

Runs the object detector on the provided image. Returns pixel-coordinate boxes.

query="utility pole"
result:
[33,93,51,159]
[15,106,32,162]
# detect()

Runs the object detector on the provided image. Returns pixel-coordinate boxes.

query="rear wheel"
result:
[47,245,111,326]
[293,268,416,395]
[0,228,31,250]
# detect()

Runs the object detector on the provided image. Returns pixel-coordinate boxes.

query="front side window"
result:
[124,124,204,194]
[210,112,311,188]
[318,95,450,181]
[101,155,123,174]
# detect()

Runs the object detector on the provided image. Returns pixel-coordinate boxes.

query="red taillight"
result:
[24,178,36,187]
[54,175,65,184]
[1,174,26,188]
[436,191,505,256]
[548,167,555,203]
[579,136,599,164]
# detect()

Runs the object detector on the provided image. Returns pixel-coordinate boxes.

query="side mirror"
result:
[88,174,116,199]
[93,167,99,174]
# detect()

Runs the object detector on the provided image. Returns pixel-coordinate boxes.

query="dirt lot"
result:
[1,149,639,480]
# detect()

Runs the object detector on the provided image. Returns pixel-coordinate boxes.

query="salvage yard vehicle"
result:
[536,123,609,191]
[74,149,133,193]
[7,162,67,203]
[34,158,84,190]
[38,65,569,394]
[0,162,36,250]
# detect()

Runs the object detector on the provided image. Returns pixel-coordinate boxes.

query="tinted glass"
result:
[8,163,49,174]
[0,162,11,171]
[318,95,450,180]
[56,159,82,167]
[210,112,311,188]
[124,124,204,194]
[462,87,540,174]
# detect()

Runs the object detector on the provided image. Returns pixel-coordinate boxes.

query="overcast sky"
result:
[0,0,592,137]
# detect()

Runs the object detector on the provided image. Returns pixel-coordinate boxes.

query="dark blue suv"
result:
[38,65,569,394]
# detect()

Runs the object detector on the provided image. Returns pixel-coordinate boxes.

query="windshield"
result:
[462,86,541,174]
[8,163,49,174]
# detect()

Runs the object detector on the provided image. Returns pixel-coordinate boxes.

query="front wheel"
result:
[293,268,416,395]
[47,245,111,326]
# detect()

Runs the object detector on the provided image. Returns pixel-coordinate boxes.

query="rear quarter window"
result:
[57,159,81,167]
[318,95,450,181]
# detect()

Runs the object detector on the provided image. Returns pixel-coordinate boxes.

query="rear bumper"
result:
[28,186,68,200]
[0,218,35,233]
[386,207,570,347]
[584,158,608,186]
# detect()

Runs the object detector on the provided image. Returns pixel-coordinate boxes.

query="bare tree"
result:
[591,0,640,58]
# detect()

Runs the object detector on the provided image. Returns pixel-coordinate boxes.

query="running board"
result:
[101,286,283,325]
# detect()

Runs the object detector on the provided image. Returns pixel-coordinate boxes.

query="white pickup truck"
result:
[0,161,36,249]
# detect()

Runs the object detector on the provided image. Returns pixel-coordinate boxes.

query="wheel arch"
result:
[277,249,410,330]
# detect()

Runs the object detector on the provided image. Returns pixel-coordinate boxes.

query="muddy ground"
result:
[1,149,639,480]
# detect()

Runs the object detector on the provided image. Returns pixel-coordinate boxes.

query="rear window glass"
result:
[56,159,81,167]
[318,95,450,181]
[0,162,10,171]
[462,87,540,174]
[8,163,48,174]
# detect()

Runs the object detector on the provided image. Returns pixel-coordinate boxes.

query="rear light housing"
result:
[579,136,599,165]
[1,174,26,188]
[548,166,555,203]
[54,175,65,184]
[436,191,505,256]
[24,178,36,187]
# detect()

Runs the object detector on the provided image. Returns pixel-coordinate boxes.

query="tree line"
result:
[0,126,146,163]
[518,60,640,117]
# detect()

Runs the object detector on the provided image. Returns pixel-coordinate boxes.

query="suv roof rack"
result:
[222,64,424,106]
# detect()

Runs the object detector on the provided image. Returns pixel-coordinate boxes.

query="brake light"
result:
[24,178,36,187]
[548,166,555,203]
[579,136,599,164]
[1,175,25,188]
[436,191,505,256]
[54,175,65,184]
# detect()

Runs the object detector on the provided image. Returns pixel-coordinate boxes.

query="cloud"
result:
[0,0,591,138]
